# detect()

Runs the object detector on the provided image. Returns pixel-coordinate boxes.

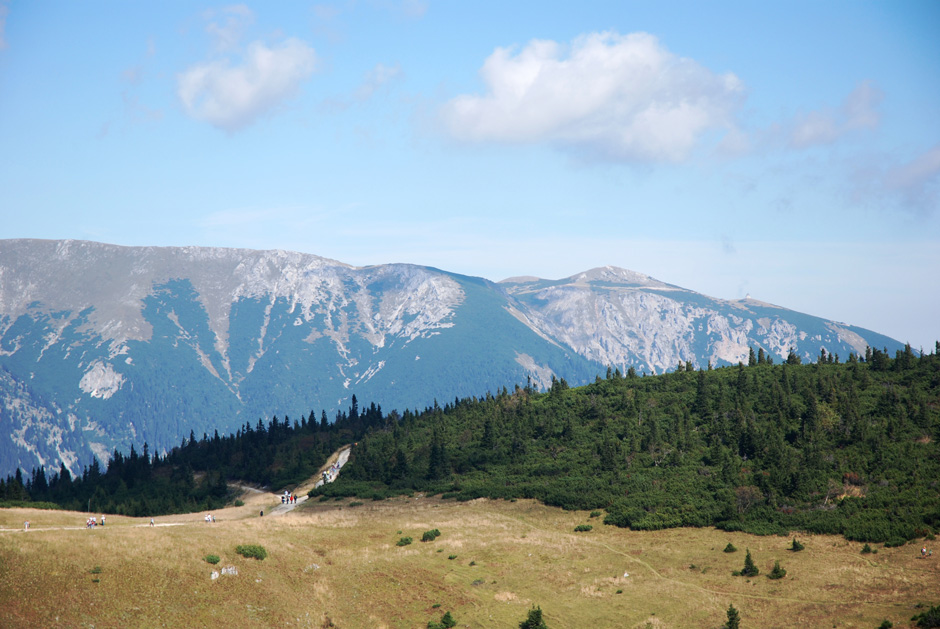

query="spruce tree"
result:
[519,605,548,629]
[741,549,759,577]
[724,604,740,629]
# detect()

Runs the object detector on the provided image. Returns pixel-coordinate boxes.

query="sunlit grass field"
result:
[1,495,938,628]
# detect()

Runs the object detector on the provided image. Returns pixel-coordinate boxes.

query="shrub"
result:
[235,544,268,560]
[448,554,457,560]
[427,610,457,629]
[348,501,364,507]
[89,566,102,574]
[396,537,413,547]
[724,542,737,553]
[861,543,873,554]
[768,560,787,579]
[233,499,245,507]
[422,528,442,542]
[878,621,893,629]
[724,604,740,629]
[574,524,593,532]
[789,538,805,551]
[204,554,221,565]
[519,605,548,629]
[912,603,940,627]
[589,510,602,518]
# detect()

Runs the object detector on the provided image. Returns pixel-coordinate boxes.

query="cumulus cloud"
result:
[178,38,317,131]
[439,31,745,163]
[789,81,882,148]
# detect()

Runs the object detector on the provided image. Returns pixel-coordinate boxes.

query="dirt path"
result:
[268,444,353,517]
[0,445,355,531]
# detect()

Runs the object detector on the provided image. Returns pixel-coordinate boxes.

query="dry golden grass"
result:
[1,496,938,628]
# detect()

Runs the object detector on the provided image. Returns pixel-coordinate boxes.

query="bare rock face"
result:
[0,239,903,477]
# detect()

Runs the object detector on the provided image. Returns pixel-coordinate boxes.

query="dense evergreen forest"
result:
[315,345,940,544]
[0,398,385,516]
[4,344,939,545]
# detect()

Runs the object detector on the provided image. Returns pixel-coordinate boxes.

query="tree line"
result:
[0,395,384,516]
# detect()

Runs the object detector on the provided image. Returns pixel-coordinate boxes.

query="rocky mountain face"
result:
[0,239,903,477]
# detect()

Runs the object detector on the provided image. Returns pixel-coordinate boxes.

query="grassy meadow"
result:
[1,495,938,628]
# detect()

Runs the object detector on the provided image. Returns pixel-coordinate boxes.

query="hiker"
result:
[259,510,264,517]
[24,521,29,531]
[101,515,105,526]
[923,547,928,558]
[150,517,155,527]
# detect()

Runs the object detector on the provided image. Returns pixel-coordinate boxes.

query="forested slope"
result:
[319,345,940,543]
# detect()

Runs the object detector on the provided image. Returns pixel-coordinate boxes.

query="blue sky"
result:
[1,1,938,349]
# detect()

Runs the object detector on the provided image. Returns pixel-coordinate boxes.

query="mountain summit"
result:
[0,239,903,476]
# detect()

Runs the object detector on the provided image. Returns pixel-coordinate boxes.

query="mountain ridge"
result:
[0,238,906,478]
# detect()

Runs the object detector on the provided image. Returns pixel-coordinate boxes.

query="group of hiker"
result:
[281,491,297,504]
[204,513,216,523]
[321,462,341,484]
[85,515,105,528]
[922,546,933,558]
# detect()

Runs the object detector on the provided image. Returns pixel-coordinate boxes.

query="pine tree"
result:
[519,605,548,629]
[741,549,759,576]
[724,604,740,629]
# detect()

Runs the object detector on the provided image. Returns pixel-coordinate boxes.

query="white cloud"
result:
[205,4,254,51]
[440,31,745,163]
[178,38,317,131]
[323,62,403,112]
[355,62,402,100]
[789,81,882,148]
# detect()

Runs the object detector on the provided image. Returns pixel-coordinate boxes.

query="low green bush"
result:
[912,603,940,627]
[589,510,602,518]
[427,610,457,629]
[574,524,593,532]
[768,560,787,579]
[724,542,737,553]
[396,537,413,547]
[861,543,873,554]
[789,538,805,551]
[204,554,221,565]
[235,544,268,560]
[422,528,442,542]
[233,499,245,507]
[348,501,364,507]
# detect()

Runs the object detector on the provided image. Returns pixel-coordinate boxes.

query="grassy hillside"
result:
[2,496,939,628]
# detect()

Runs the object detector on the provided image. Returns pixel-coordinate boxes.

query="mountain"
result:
[0,239,905,478]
